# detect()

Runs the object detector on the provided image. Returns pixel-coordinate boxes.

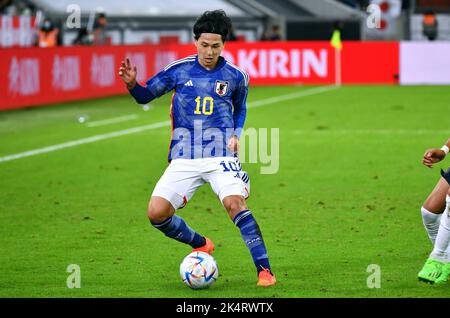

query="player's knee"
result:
[423,199,446,214]
[147,198,173,223]
[223,195,247,215]
[423,178,450,213]
[147,205,159,223]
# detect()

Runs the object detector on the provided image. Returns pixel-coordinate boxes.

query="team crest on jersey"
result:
[215,80,229,96]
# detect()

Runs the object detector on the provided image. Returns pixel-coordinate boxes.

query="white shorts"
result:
[151,157,250,210]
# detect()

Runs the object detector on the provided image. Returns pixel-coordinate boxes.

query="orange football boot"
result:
[257,268,277,286]
[192,237,214,255]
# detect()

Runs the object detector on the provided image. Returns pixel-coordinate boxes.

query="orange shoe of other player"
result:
[257,268,276,286]
[192,237,214,255]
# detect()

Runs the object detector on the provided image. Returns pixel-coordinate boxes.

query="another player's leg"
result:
[421,177,448,245]
[419,174,450,284]
[435,169,450,284]
[223,195,276,286]
[430,191,450,284]
[434,261,450,284]
[418,208,450,284]
[148,196,213,254]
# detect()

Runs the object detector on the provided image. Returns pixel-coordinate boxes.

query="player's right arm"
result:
[423,138,450,168]
[119,58,137,89]
[118,57,175,104]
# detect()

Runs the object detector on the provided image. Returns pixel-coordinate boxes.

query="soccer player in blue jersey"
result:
[418,138,450,284]
[118,10,276,286]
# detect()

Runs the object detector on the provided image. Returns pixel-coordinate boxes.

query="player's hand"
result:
[422,148,446,168]
[118,58,137,90]
[227,136,240,153]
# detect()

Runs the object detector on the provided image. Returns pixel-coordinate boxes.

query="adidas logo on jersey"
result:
[184,80,193,86]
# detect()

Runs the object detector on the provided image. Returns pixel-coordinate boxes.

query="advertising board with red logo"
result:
[0,41,399,110]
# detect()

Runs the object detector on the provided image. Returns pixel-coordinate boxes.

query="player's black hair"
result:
[193,10,232,42]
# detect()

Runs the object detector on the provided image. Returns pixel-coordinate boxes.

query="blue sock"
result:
[151,215,206,248]
[233,210,271,274]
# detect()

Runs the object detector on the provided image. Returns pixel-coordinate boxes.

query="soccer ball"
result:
[179,251,218,289]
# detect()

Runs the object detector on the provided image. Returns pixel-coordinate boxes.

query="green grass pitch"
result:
[0,85,449,297]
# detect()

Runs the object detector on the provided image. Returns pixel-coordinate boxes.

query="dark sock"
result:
[151,215,205,248]
[233,210,271,273]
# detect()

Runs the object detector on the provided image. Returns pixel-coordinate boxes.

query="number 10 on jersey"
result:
[194,96,214,115]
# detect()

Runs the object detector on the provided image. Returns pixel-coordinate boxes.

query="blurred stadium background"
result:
[1,0,450,108]
[1,0,450,298]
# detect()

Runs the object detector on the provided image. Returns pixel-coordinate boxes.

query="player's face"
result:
[195,33,224,70]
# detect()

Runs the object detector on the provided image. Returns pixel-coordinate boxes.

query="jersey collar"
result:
[195,55,226,73]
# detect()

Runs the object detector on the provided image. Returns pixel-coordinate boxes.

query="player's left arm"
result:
[228,75,249,153]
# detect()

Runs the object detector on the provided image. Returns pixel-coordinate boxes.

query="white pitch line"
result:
[247,85,338,109]
[292,129,450,135]
[0,121,171,163]
[0,86,337,163]
[86,114,139,127]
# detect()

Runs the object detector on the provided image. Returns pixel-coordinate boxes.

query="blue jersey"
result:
[130,55,249,161]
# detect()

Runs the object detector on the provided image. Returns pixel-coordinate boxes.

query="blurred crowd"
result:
[0,0,279,48]
[0,0,109,47]
[3,0,441,48]
[260,25,282,41]
[1,0,35,15]
[38,12,109,47]
[71,12,109,46]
